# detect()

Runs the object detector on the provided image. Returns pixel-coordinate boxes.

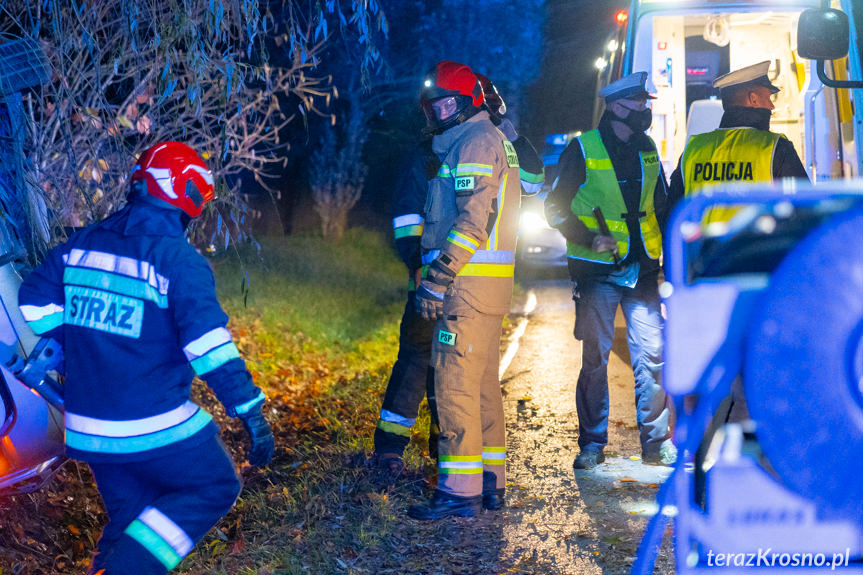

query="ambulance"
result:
[599,0,863,180]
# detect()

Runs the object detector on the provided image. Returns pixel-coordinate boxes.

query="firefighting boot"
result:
[482,488,506,510]
[407,490,482,520]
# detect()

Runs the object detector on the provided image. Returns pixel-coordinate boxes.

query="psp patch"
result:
[454,176,475,193]
[438,330,457,346]
[65,285,144,338]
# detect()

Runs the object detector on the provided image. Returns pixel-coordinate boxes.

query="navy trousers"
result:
[88,434,241,575]
[373,291,436,456]
[574,276,671,455]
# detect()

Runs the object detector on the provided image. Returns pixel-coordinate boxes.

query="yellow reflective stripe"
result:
[578,216,628,234]
[447,230,480,253]
[439,468,484,474]
[458,263,515,278]
[455,163,493,177]
[585,157,614,170]
[487,173,508,250]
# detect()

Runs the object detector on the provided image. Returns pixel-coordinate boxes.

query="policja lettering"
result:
[692,161,754,183]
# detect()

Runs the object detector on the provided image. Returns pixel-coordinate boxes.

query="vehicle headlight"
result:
[520,211,549,234]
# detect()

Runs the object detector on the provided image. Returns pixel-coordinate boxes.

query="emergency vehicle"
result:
[623,3,863,574]
[599,0,863,180]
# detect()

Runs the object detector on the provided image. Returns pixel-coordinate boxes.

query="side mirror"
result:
[798,8,849,60]
[797,8,863,89]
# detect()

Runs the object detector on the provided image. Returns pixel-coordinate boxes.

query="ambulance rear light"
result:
[616,10,628,26]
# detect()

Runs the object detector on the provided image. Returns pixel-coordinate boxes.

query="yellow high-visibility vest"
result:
[567,129,662,264]
[682,128,781,224]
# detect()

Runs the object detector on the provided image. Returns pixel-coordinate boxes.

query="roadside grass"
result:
[180,228,442,574]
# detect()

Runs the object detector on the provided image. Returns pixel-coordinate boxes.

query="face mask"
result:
[613,107,652,133]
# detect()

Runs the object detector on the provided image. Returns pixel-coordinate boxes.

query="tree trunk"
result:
[318,203,348,242]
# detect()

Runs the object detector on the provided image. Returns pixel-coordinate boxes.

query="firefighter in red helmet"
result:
[18,142,273,575]
[408,62,520,520]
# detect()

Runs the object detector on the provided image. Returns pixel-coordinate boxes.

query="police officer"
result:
[18,142,274,575]
[545,72,674,470]
[668,61,809,223]
[407,61,520,519]
[668,62,809,423]
[373,138,439,473]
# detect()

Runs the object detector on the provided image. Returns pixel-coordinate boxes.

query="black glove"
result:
[239,405,274,467]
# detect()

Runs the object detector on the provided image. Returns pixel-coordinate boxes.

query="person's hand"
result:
[239,406,274,467]
[591,234,618,255]
[415,280,446,321]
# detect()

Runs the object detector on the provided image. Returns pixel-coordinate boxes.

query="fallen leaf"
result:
[619,477,638,483]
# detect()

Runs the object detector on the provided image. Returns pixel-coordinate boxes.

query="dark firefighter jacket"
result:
[18,200,264,463]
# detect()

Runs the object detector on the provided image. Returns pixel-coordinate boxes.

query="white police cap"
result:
[713,61,780,94]
[598,72,657,102]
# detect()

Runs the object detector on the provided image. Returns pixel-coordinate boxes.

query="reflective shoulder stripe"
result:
[183,327,233,361]
[66,401,200,437]
[190,342,241,375]
[21,304,65,334]
[232,390,265,416]
[454,163,494,177]
[138,507,194,557]
[65,408,212,454]
[393,214,423,229]
[437,164,452,178]
[20,303,64,321]
[64,249,169,295]
[63,267,169,308]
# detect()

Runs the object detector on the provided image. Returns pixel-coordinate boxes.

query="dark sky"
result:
[524,0,629,142]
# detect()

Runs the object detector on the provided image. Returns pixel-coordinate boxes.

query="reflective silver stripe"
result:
[393,214,423,229]
[20,303,64,321]
[379,408,416,428]
[439,460,484,469]
[65,401,199,437]
[183,327,233,361]
[421,250,440,265]
[469,250,514,264]
[138,506,194,557]
[63,249,170,295]
[482,451,506,461]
